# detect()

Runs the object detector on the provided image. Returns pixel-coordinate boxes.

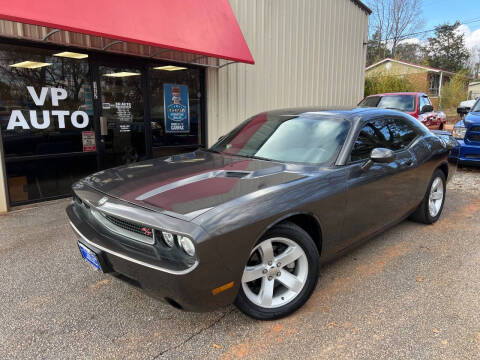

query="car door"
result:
[341,116,417,248]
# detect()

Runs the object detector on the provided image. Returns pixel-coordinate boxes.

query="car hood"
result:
[79,150,309,219]
[464,111,480,126]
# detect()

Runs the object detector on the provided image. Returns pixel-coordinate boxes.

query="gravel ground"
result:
[448,166,480,193]
[0,168,479,360]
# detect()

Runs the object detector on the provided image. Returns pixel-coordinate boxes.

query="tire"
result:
[410,169,446,224]
[235,222,319,320]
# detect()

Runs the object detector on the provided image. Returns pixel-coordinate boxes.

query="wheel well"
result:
[437,163,448,179]
[279,214,322,255]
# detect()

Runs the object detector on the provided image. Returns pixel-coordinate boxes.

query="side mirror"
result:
[361,148,395,171]
[420,104,434,114]
[370,148,395,163]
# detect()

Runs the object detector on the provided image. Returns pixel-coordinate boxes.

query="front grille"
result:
[91,209,155,244]
[104,214,153,239]
[465,154,480,159]
[467,133,480,142]
[469,126,480,132]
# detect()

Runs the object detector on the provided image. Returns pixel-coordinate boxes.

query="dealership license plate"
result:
[78,242,102,272]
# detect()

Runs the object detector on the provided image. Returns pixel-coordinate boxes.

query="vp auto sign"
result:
[7,87,89,130]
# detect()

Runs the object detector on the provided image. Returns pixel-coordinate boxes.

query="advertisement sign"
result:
[163,84,190,133]
[82,131,96,152]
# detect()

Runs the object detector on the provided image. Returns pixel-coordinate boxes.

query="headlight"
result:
[178,236,196,256]
[162,231,175,247]
[452,126,466,139]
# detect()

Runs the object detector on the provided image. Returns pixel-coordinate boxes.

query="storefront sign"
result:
[164,84,190,133]
[82,131,96,152]
[6,86,90,130]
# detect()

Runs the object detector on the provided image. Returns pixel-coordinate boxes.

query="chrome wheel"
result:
[241,237,308,309]
[428,176,444,217]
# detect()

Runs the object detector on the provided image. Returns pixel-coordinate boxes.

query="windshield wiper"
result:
[203,148,221,154]
[238,154,273,161]
[382,107,405,111]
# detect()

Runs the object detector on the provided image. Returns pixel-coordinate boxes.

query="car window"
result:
[376,95,416,112]
[358,96,381,107]
[419,96,431,111]
[210,113,351,165]
[350,118,418,162]
[419,96,426,111]
[472,99,480,112]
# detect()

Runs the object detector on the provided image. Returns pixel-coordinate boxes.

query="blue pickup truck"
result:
[450,99,480,166]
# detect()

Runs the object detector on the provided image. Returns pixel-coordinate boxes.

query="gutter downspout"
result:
[438,71,444,109]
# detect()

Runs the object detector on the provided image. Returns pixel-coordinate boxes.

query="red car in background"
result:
[358,92,447,130]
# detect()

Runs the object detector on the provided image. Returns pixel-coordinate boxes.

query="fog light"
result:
[162,231,175,247]
[178,236,195,256]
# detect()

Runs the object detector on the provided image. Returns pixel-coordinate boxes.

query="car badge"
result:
[141,227,152,236]
[98,196,108,206]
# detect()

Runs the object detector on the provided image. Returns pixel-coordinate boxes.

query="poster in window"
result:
[82,131,96,152]
[164,84,190,133]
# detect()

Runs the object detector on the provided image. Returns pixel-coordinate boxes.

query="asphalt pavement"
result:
[0,168,479,360]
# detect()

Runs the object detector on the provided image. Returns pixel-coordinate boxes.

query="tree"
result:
[387,0,424,57]
[424,22,470,73]
[394,42,424,64]
[366,0,424,59]
[366,30,391,66]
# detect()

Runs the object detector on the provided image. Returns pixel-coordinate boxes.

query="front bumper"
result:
[67,200,239,312]
[449,140,480,166]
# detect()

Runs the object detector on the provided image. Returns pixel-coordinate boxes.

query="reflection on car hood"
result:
[80,150,309,219]
[465,112,480,125]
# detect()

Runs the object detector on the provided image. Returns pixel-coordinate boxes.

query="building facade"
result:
[468,81,480,100]
[365,58,460,108]
[0,0,370,212]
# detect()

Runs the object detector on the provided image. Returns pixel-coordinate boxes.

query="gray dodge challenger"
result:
[67,107,456,319]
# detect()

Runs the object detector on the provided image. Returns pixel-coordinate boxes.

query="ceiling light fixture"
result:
[10,61,52,69]
[53,51,88,59]
[103,72,141,78]
[154,65,187,71]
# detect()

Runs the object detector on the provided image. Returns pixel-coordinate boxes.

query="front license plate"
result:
[78,242,102,272]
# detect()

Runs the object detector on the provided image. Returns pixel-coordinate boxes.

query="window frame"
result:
[347,115,422,164]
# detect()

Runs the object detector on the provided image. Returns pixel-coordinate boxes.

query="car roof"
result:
[366,92,425,97]
[263,107,409,122]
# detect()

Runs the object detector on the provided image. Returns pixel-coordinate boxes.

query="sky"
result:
[423,0,480,33]
[389,0,480,62]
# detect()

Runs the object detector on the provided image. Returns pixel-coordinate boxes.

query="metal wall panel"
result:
[206,0,369,145]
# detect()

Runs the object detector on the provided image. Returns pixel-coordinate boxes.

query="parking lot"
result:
[1,167,479,360]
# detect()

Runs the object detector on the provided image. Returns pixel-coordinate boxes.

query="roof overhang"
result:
[350,0,372,14]
[366,58,455,75]
[0,0,254,65]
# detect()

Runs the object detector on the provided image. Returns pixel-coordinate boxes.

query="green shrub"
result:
[364,75,413,97]
[439,70,469,110]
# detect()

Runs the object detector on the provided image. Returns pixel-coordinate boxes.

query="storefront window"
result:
[149,65,203,152]
[0,43,206,206]
[98,65,145,167]
[0,43,96,205]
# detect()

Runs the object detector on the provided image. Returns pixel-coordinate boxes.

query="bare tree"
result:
[388,0,424,57]
[367,0,424,59]
[367,0,390,60]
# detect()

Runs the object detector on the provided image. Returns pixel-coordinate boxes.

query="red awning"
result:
[0,0,254,64]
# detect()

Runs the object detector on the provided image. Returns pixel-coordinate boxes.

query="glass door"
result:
[97,65,146,168]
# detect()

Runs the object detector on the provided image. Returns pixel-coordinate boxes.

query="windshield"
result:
[359,95,416,112]
[472,99,480,112]
[209,112,350,165]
